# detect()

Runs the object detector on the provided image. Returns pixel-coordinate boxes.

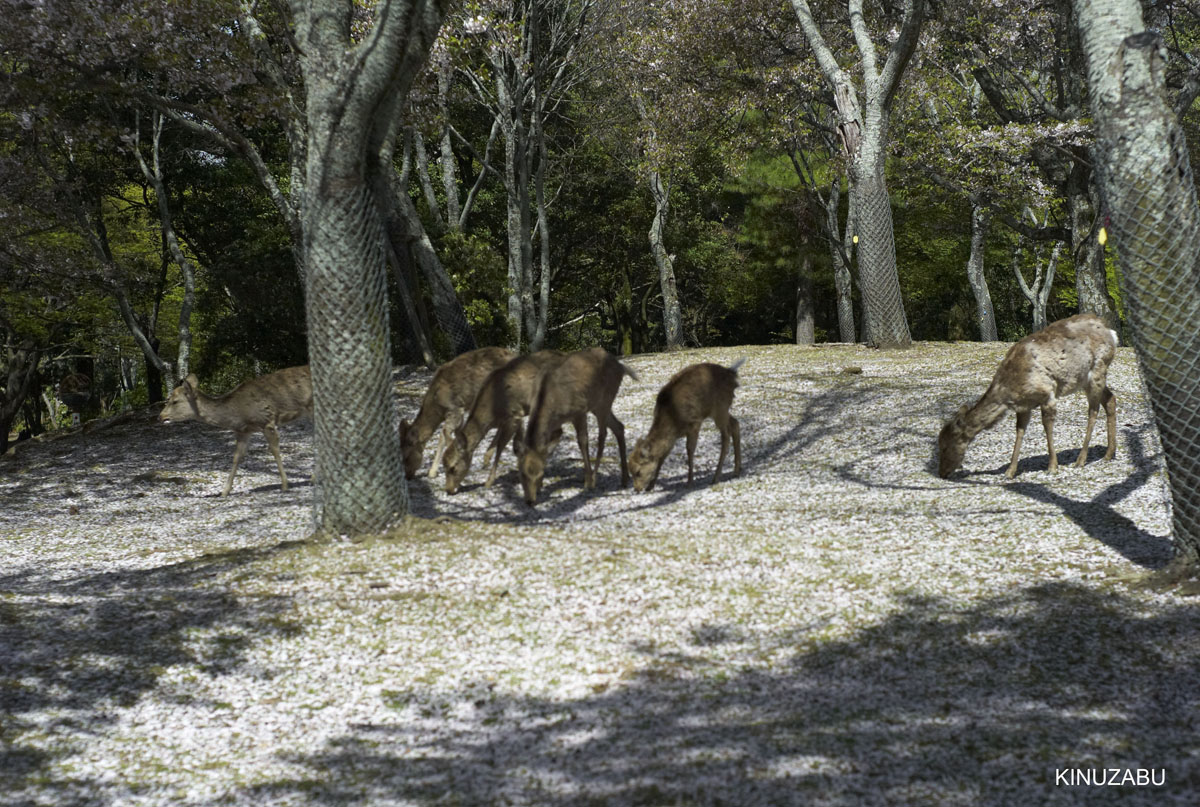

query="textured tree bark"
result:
[1066,179,1120,329]
[966,205,999,341]
[1075,0,1200,570]
[790,0,922,348]
[795,254,816,345]
[291,0,448,534]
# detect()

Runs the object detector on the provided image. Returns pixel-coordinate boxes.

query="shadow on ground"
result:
[0,542,302,802]
[220,582,1199,806]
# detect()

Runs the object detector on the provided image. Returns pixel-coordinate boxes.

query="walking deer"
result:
[399,346,516,479]
[937,313,1118,479]
[443,350,567,494]
[518,347,637,506]
[159,365,313,496]
[629,360,743,492]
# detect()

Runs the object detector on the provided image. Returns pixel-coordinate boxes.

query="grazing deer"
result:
[159,365,313,496]
[399,346,516,479]
[938,313,1118,479]
[518,347,638,506]
[629,360,743,492]
[443,350,567,494]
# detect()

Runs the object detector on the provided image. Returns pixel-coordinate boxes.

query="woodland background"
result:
[3,0,1197,447]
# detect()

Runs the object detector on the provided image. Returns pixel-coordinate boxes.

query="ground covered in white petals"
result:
[2,342,1195,806]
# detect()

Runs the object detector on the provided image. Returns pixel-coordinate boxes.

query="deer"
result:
[629,360,744,492]
[159,365,313,496]
[937,313,1118,479]
[518,347,638,506]
[399,346,516,479]
[442,350,568,494]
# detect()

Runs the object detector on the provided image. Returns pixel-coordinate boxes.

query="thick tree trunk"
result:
[647,168,684,350]
[852,153,912,348]
[290,0,447,534]
[1075,0,1200,569]
[967,205,999,341]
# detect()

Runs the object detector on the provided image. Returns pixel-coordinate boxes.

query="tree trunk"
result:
[647,168,684,350]
[796,254,816,344]
[852,152,912,347]
[530,109,551,352]
[790,0,922,349]
[1076,0,1200,570]
[967,204,999,341]
[497,74,533,350]
[290,0,447,534]
[824,179,857,342]
[391,184,478,356]
[1067,178,1120,328]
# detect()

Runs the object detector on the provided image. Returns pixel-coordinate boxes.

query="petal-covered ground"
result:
[1,342,1193,806]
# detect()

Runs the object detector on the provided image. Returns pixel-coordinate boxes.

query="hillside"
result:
[2,342,1193,806]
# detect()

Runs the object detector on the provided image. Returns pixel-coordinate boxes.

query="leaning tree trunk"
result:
[966,204,999,341]
[1075,0,1200,571]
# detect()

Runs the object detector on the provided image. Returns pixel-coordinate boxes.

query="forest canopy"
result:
[3,0,1198,447]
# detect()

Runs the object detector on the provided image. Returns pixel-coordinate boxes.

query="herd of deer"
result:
[159,313,1120,502]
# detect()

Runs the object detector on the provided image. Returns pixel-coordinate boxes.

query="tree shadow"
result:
[0,542,303,797]
[235,582,1200,805]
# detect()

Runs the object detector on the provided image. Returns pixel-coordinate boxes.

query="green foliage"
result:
[439,230,513,348]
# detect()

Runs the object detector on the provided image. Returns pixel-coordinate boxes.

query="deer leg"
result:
[1006,410,1032,479]
[573,414,593,489]
[593,410,609,476]
[606,412,629,487]
[485,420,515,489]
[429,412,461,479]
[1041,405,1058,473]
[264,425,289,491]
[1075,394,1100,468]
[224,432,252,496]
[685,425,699,483]
[1102,388,1117,461]
[713,422,730,484]
[730,415,742,477]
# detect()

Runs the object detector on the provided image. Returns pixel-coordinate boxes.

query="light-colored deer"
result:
[399,346,516,479]
[443,350,567,494]
[159,365,313,496]
[938,313,1118,479]
[518,347,637,506]
[629,360,744,492]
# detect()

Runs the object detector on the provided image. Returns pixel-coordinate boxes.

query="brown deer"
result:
[938,313,1118,479]
[399,346,515,479]
[159,365,313,496]
[518,347,638,506]
[629,360,743,492]
[443,350,567,494]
